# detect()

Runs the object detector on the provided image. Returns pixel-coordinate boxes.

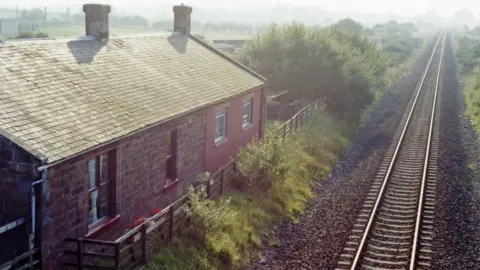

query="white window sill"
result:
[214,137,228,147]
[242,123,253,131]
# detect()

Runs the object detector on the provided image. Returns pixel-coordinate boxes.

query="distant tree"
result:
[131,15,149,28]
[61,7,71,21]
[370,20,422,66]
[152,20,173,30]
[72,13,83,25]
[470,26,480,36]
[19,8,45,21]
[333,18,363,34]
[107,14,149,28]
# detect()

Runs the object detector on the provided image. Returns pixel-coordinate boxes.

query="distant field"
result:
[35,26,253,41]
[200,31,253,41]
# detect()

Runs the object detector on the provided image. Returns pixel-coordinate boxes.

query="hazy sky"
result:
[3,0,480,17]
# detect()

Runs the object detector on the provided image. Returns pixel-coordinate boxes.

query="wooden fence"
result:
[62,100,321,269]
[0,248,40,270]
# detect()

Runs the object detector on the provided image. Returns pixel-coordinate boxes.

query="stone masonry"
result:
[40,108,206,269]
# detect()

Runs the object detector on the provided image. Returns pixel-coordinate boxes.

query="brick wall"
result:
[0,173,31,265]
[0,136,39,265]
[0,135,38,227]
[0,173,30,225]
[205,87,265,172]
[40,109,207,269]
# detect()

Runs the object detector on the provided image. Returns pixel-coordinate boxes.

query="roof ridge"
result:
[188,34,267,82]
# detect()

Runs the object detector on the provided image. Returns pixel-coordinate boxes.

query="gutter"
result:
[262,85,268,138]
[32,158,48,234]
[30,178,44,236]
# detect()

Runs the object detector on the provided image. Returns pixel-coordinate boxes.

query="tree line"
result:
[366,20,422,66]
[15,7,271,34]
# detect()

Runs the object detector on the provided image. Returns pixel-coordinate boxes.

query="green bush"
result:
[238,23,388,126]
[146,237,215,270]
[456,36,480,74]
[14,31,49,39]
[455,34,480,139]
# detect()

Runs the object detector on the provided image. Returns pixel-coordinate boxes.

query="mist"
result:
[3,0,480,26]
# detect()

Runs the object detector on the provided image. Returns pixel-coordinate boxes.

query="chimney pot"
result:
[83,3,111,40]
[173,4,192,35]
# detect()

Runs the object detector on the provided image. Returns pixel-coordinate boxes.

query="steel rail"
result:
[349,31,444,270]
[409,30,446,270]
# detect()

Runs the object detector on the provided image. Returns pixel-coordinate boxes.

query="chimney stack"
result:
[173,4,192,35]
[83,3,111,40]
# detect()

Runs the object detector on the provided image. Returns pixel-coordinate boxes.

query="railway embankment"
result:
[248,34,441,270]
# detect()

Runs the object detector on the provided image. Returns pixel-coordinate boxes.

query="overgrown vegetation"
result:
[238,22,388,126]
[367,21,423,67]
[146,111,349,269]
[238,20,422,127]
[455,33,480,133]
[456,35,480,74]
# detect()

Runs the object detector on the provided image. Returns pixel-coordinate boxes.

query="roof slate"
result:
[0,34,265,163]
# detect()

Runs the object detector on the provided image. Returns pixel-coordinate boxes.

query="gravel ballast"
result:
[432,33,480,270]
[248,38,440,269]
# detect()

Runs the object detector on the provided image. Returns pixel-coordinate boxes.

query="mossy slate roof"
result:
[0,34,265,164]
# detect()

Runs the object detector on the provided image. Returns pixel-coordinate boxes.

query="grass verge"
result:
[461,68,480,133]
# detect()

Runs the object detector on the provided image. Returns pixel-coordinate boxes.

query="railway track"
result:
[335,31,446,270]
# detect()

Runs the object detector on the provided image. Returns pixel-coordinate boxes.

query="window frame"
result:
[242,97,253,128]
[86,149,117,235]
[214,107,228,143]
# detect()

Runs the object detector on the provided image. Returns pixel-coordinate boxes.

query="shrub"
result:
[16,32,35,39]
[238,23,388,126]
[13,31,49,39]
[146,237,215,270]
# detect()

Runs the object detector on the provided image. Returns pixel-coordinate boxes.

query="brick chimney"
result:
[173,4,192,34]
[83,3,111,40]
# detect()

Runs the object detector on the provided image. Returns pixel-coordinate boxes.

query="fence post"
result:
[220,168,224,195]
[141,223,147,265]
[295,114,299,131]
[307,105,311,122]
[206,178,211,198]
[168,206,174,241]
[300,109,305,127]
[78,239,84,270]
[282,123,287,140]
[114,243,120,269]
[303,108,307,124]
[289,119,293,134]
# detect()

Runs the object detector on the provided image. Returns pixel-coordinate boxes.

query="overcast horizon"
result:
[1,0,479,18]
